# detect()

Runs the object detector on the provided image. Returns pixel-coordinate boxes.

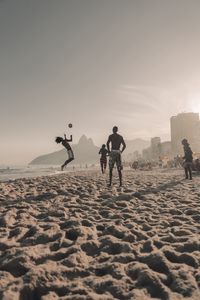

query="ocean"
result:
[0,164,99,182]
[0,165,62,182]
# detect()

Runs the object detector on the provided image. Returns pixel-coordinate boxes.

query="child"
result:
[181,139,193,180]
[99,144,108,174]
[55,134,74,170]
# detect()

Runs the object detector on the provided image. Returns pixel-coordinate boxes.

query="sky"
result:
[1,0,200,165]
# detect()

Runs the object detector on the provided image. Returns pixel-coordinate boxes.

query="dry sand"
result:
[0,169,200,300]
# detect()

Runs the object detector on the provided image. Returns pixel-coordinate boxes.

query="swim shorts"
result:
[109,150,122,170]
[67,149,74,159]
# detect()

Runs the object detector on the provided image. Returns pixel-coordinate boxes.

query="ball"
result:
[68,123,73,128]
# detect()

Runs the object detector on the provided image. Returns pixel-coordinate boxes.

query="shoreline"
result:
[0,165,100,183]
[0,165,184,183]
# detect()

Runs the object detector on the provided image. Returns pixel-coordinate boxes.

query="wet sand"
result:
[0,169,200,300]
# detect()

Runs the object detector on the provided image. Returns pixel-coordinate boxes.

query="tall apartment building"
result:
[150,137,161,159]
[170,112,200,155]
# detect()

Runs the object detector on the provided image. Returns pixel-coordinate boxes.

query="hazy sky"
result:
[1,0,200,164]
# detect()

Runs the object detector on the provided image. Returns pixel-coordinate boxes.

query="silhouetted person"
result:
[55,134,74,170]
[132,161,138,170]
[99,144,108,174]
[107,126,126,186]
[182,139,193,180]
[194,158,200,172]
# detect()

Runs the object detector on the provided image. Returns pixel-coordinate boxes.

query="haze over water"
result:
[1,0,200,165]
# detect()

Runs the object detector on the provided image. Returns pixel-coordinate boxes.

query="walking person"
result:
[99,144,108,174]
[106,126,126,187]
[55,134,74,170]
[182,139,193,180]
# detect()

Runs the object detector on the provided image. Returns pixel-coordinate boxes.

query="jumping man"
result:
[55,134,74,170]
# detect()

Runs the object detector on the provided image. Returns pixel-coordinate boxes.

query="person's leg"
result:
[108,167,113,186]
[117,168,122,186]
[184,167,188,179]
[108,154,113,186]
[100,161,104,173]
[61,158,74,169]
[61,159,68,170]
[67,150,74,166]
[103,160,107,173]
[188,165,192,180]
[68,157,74,164]
[117,153,123,186]
[61,150,74,170]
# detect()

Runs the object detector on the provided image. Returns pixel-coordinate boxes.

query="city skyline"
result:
[1,0,200,164]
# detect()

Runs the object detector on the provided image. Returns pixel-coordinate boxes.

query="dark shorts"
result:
[109,151,122,170]
[183,161,192,168]
[67,149,74,159]
[100,157,107,165]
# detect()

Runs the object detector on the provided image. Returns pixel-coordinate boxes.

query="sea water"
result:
[0,165,62,182]
[0,164,98,182]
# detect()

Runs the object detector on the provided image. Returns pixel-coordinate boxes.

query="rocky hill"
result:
[30,135,150,165]
[30,135,99,165]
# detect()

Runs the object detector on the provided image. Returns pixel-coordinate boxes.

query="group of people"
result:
[55,126,126,186]
[55,126,194,184]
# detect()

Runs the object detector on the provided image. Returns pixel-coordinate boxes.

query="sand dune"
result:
[0,169,200,300]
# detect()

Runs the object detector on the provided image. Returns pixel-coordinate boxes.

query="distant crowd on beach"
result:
[130,155,200,172]
[129,139,197,180]
[55,125,197,184]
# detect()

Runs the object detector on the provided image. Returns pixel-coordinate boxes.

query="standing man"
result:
[107,126,126,186]
[55,134,74,170]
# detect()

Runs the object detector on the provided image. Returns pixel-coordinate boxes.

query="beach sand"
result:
[0,169,200,300]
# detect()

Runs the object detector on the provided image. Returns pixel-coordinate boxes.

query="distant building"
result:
[150,137,161,159]
[142,137,171,160]
[161,141,171,156]
[142,147,151,160]
[170,112,200,155]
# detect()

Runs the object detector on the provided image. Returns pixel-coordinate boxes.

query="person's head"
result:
[182,138,189,146]
[102,144,106,148]
[112,126,118,133]
[55,136,63,143]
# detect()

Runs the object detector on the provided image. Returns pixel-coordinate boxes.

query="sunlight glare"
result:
[189,95,200,114]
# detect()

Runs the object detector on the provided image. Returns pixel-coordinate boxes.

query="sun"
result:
[189,95,200,114]
[192,103,200,114]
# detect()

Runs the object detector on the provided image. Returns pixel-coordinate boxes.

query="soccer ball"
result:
[68,123,73,128]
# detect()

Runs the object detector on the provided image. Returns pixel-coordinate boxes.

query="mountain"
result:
[30,135,150,165]
[30,135,99,165]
